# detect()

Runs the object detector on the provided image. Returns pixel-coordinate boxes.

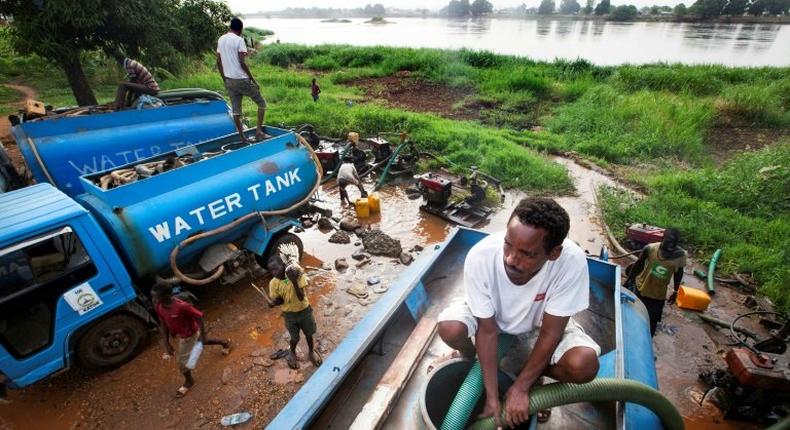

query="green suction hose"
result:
[765,415,790,430]
[707,249,722,296]
[440,335,514,430]
[468,378,685,430]
[373,141,408,191]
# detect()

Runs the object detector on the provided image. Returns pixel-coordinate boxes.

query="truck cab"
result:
[0,184,144,388]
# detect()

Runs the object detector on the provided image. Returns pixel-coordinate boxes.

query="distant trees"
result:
[538,0,557,14]
[582,0,595,14]
[559,0,582,14]
[673,3,688,15]
[688,0,727,18]
[363,3,386,16]
[446,0,471,17]
[721,0,748,14]
[610,4,638,20]
[471,0,494,15]
[594,0,611,14]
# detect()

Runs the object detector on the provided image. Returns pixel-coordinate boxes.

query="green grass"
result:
[256,44,790,164]
[600,142,790,311]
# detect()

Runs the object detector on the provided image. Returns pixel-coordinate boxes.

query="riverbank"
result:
[2,41,788,310]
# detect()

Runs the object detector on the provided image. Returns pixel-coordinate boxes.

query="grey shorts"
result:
[225,78,267,115]
[438,299,600,367]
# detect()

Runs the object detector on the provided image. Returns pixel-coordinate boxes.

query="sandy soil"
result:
[0,84,36,171]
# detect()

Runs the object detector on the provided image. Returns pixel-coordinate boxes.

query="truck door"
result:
[0,224,134,388]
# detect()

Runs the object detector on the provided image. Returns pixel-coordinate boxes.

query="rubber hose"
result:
[374,142,408,191]
[440,335,514,430]
[707,249,722,295]
[468,378,684,430]
[765,415,790,430]
[169,133,324,285]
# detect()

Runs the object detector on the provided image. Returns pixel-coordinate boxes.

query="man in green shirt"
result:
[626,228,687,337]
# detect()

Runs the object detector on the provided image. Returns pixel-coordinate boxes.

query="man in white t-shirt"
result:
[216,18,267,143]
[438,197,600,428]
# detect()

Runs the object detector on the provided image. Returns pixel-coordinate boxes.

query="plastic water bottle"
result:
[220,412,252,426]
[185,341,203,370]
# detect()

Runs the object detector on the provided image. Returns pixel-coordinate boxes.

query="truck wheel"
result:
[76,314,148,370]
[258,232,304,267]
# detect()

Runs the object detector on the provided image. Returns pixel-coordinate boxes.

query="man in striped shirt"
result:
[113,57,160,110]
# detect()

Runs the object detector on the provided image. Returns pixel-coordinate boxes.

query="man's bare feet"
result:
[309,351,323,367]
[255,131,266,141]
[286,351,300,369]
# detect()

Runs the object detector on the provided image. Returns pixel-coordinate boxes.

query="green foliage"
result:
[600,143,790,311]
[0,0,231,104]
[610,5,638,20]
[539,0,557,14]
[688,0,727,18]
[674,3,688,14]
[722,0,749,15]
[446,0,472,16]
[716,83,790,127]
[471,0,494,15]
[595,0,611,14]
[548,85,714,162]
[559,0,582,14]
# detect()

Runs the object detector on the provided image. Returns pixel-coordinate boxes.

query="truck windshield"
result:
[0,228,97,358]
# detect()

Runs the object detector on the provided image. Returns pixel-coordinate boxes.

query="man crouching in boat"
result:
[437,197,600,428]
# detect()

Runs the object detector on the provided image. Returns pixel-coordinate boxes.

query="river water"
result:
[248,17,790,66]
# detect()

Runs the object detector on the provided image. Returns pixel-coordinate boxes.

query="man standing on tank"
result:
[216,18,267,143]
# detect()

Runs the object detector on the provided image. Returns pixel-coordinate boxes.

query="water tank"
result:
[77,129,319,278]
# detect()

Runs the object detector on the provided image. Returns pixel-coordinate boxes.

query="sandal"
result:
[222,339,233,356]
[537,409,552,423]
[175,385,190,398]
[270,349,288,360]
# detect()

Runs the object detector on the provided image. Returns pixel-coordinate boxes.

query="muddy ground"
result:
[0,81,779,430]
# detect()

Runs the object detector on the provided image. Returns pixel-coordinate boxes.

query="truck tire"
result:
[76,314,148,370]
[258,232,304,268]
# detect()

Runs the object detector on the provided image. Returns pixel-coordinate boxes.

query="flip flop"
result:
[270,349,288,360]
[222,339,233,356]
[537,409,552,423]
[175,386,190,398]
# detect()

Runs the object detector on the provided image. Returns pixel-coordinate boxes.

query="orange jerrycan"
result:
[355,198,370,218]
[676,285,711,311]
[368,193,381,214]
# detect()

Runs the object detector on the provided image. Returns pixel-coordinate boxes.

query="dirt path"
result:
[0,84,37,170]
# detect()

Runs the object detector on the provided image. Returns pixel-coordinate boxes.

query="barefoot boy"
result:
[267,255,323,369]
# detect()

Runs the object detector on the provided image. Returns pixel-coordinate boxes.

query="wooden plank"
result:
[349,316,438,430]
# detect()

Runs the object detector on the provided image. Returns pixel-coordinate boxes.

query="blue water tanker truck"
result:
[0,90,236,196]
[0,128,321,389]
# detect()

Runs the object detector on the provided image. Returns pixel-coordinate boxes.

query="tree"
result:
[471,0,494,15]
[689,0,727,18]
[538,0,557,14]
[560,0,582,14]
[673,3,688,15]
[763,0,790,14]
[447,0,471,16]
[722,0,748,14]
[594,0,611,14]
[0,0,231,106]
[610,4,638,19]
[582,0,595,14]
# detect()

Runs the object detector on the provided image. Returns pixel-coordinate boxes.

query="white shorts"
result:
[438,299,601,366]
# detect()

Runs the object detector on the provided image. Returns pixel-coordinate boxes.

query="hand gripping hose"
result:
[440,334,514,430]
[169,133,324,285]
[707,249,722,295]
[468,378,685,430]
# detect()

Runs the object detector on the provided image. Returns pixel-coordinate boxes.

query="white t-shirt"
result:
[337,163,360,184]
[217,32,248,80]
[464,232,589,335]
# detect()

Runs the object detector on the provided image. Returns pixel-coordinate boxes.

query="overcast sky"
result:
[226,0,676,13]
